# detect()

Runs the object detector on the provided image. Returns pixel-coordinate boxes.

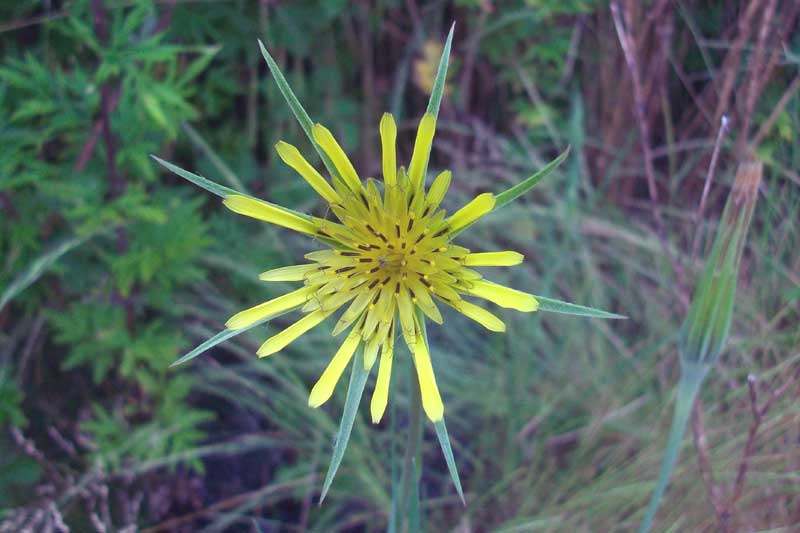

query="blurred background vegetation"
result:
[1,0,799,531]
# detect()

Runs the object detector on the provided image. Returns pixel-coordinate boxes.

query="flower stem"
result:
[639,362,709,532]
[399,358,423,532]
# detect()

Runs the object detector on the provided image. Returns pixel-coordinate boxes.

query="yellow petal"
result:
[379,113,397,187]
[256,309,331,357]
[413,329,443,422]
[452,299,506,332]
[408,113,436,190]
[446,193,496,234]
[332,289,376,335]
[406,277,443,324]
[370,336,394,423]
[226,286,315,330]
[397,286,416,347]
[464,280,539,312]
[463,251,524,267]
[425,170,451,211]
[259,264,317,282]
[275,141,341,205]
[308,326,361,407]
[311,124,362,193]
[223,194,316,235]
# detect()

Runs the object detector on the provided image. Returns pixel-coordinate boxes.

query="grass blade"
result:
[494,146,571,210]
[0,234,90,312]
[319,350,372,503]
[170,308,296,367]
[434,419,465,504]
[535,295,626,319]
[257,39,340,183]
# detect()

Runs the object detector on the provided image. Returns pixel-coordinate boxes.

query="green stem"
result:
[639,362,709,532]
[399,359,423,533]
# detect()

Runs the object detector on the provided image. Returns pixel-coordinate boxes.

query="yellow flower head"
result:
[222,112,538,423]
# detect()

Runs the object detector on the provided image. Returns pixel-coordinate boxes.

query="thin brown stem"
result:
[691,114,730,258]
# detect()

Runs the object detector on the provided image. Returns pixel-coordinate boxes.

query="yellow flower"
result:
[223,112,539,423]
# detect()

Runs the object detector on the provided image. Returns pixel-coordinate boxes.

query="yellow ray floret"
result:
[223,195,316,235]
[257,308,333,357]
[447,192,496,233]
[412,329,443,422]
[426,170,451,211]
[370,335,394,423]
[464,280,539,312]
[463,251,524,266]
[226,286,315,330]
[408,113,436,189]
[259,264,317,282]
[308,325,362,408]
[451,299,506,332]
[275,141,341,205]
[379,113,397,186]
[312,124,362,194]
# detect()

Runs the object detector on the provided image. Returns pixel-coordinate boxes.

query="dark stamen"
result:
[335,266,355,274]
[407,218,413,232]
[433,226,449,238]
[368,279,380,289]
[359,258,372,263]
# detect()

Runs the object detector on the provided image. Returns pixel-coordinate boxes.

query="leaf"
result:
[256,39,340,183]
[494,146,571,210]
[434,419,466,504]
[534,295,626,319]
[0,234,90,311]
[170,309,296,367]
[319,350,372,503]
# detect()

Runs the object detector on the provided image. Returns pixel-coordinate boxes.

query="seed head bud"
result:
[679,161,762,365]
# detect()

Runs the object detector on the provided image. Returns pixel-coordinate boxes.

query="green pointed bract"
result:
[257,39,344,190]
[535,295,626,319]
[319,350,372,503]
[170,309,298,367]
[434,419,465,505]
[494,146,571,210]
